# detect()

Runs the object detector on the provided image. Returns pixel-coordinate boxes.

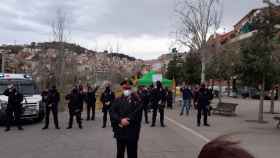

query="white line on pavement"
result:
[166,116,210,143]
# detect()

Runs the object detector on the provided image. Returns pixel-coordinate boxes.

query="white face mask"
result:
[123,90,132,97]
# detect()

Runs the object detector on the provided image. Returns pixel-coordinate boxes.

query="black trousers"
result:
[143,104,149,123]
[151,105,164,126]
[117,139,138,158]
[167,100,173,109]
[44,104,59,128]
[6,108,22,129]
[68,111,82,128]
[197,106,208,125]
[86,103,96,120]
[103,109,109,127]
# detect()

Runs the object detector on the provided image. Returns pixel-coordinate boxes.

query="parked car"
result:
[0,73,44,124]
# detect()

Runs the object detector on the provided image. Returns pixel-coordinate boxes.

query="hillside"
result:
[0,42,143,88]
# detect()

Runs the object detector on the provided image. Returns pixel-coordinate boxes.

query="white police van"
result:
[0,73,44,123]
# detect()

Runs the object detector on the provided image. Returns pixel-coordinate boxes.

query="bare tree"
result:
[51,8,70,92]
[175,0,223,83]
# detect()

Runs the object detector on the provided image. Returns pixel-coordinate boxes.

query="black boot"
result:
[42,126,48,130]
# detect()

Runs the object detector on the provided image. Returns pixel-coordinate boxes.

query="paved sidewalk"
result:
[0,112,201,158]
[165,97,280,158]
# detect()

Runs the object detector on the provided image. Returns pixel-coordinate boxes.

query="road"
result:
[0,111,206,158]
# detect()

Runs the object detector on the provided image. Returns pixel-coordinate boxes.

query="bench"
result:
[212,102,238,116]
[273,117,280,128]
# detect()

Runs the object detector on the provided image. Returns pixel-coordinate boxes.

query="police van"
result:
[0,73,44,123]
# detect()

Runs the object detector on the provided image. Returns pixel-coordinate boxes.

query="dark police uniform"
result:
[166,88,173,109]
[138,88,150,124]
[3,88,24,131]
[151,82,166,127]
[110,93,143,158]
[42,86,60,129]
[100,87,115,128]
[65,88,83,129]
[85,87,98,120]
[194,87,212,126]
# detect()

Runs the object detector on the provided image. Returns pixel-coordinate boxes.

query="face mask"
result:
[123,90,132,97]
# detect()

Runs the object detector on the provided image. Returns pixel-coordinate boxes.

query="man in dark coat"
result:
[151,81,166,127]
[100,85,115,128]
[137,86,150,124]
[194,84,212,127]
[3,84,24,131]
[110,84,143,158]
[85,85,98,121]
[78,84,85,119]
[65,87,83,129]
[42,86,60,130]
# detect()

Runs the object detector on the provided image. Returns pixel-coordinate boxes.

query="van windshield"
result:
[0,80,39,95]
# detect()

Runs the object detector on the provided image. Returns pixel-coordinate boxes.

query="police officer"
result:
[42,85,60,130]
[110,84,143,158]
[3,84,24,132]
[166,87,173,109]
[194,84,212,127]
[100,85,115,128]
[85,85,98,121]
[151,81,166,127]
[78,84,85,119]
[138,86,150,124]
[65,87,83,129]
[41,88,49,106]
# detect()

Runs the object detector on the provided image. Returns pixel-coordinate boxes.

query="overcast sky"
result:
[0,0,267,59]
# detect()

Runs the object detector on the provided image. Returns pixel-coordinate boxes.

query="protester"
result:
[180,82,193,116]
[85,85,99,121]
[151,81,166,127]
[42,85,60,130]
[65,87,83,129]
[3,84,24,131]
[100,84,115,128]
[198,136,255,158]
[109,84,143,158]
[194,84,212,127]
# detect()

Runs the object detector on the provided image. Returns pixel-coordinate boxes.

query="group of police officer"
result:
[2,79,213,158]
[40,84,99,130]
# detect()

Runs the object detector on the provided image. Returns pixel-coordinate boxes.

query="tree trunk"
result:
[218,79,222,103]
[258,78,265,122]
[270,87,275,114]
[201,55,206,84]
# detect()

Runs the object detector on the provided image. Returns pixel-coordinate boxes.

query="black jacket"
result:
[138,89,150,105]
[166,90,173,103]
[194,88,212,108]
[65,92,83,112]
[85,89,97,105]
[100,90,115,110]
[3,89,24,110]
[150,87,165,108]
[47,89,60,106]
[109,94,143,141]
